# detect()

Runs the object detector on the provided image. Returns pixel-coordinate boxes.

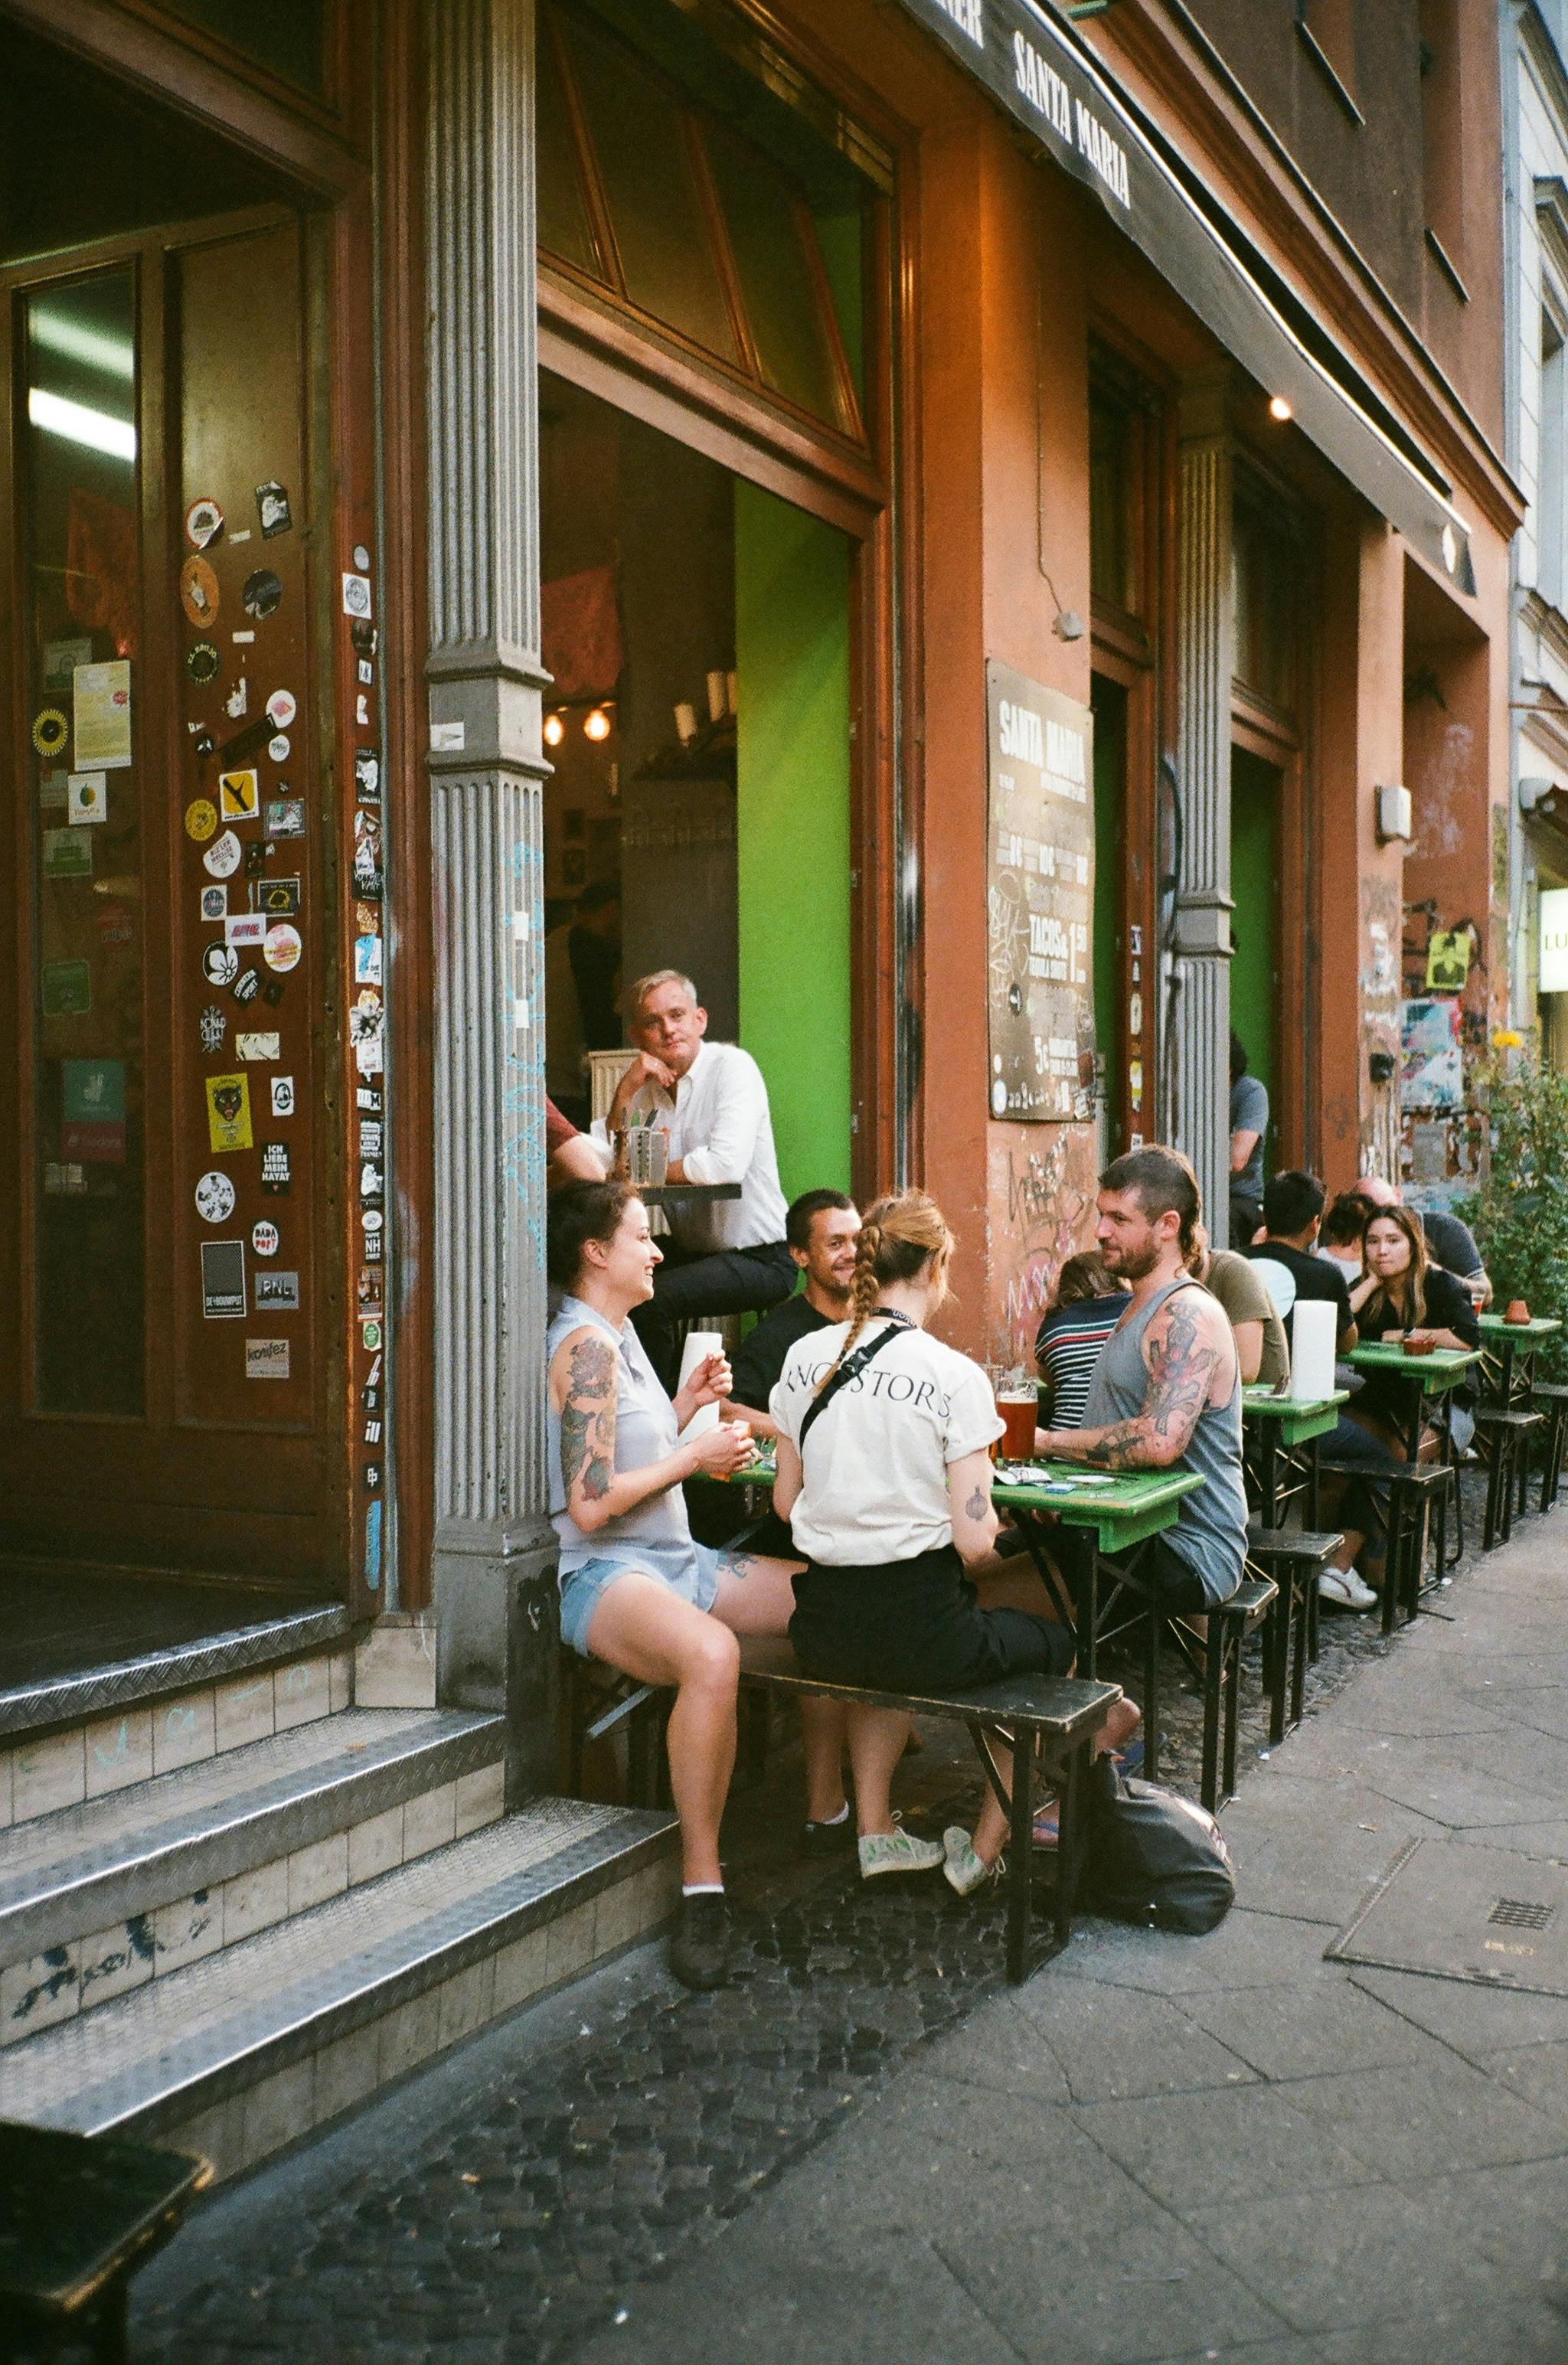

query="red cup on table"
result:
[997,1384,1039,1462]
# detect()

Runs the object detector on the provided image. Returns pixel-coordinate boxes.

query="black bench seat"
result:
[737,1635,1123,1983]
[0,2118,209,2363]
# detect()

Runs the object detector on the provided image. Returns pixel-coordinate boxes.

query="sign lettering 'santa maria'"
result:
[987,660,1096,1124]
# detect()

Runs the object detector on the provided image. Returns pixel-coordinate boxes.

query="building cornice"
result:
[1084,0,1524,537]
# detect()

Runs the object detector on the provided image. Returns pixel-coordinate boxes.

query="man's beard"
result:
[1106,1238,1161,1282]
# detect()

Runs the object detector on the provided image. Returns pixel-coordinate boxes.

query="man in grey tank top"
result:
[1035,1146,1248,1612]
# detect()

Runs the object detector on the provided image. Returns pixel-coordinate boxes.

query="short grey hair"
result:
[629,969,700,1018]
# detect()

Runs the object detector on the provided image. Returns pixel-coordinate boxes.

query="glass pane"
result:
[537,17,599,276]
[560,12,739,366]
[23,270,145,1416]
[705,125,842,426]
[812,201,865,409]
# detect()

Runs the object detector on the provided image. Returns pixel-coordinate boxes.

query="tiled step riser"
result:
[1,1762,506,2050]
[160,1855,678,2184]
[0,1648,354,1830]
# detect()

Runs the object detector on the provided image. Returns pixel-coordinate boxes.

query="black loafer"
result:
[669,1892,733,1991]
[801,1814,855,1858]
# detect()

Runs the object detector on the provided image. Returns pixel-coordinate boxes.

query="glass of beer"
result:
[997,1378,1039,1462]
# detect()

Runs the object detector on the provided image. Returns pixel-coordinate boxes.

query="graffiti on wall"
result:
[985,1124,1098,1369]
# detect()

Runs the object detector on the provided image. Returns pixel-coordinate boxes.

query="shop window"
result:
[540,1,865,441]
[1233,478,1298,715]
[1540,309,1567,609]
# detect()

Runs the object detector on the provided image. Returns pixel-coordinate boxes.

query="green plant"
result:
[1456,1053,1568,1379]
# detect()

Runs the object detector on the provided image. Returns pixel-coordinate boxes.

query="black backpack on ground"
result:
[1081,1753,1236,1934]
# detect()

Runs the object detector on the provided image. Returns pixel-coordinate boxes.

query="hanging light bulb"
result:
[583,705,612,743]
[543,710,565,747]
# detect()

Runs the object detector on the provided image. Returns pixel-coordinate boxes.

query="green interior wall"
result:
[1229,745,1279,1133]
[734,479,853,1200]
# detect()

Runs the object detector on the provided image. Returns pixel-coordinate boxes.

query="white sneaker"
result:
[1318,1565,1377,1611]
[858,1827,944,1879]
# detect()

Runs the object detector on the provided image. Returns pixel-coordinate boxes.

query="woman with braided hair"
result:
[769,1191,1076,1895]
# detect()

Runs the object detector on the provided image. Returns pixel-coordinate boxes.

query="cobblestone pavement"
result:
[131,1468,1499,2363]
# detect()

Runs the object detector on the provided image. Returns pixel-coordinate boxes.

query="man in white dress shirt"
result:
[594,971,795,1388]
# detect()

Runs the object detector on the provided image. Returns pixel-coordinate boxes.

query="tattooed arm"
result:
[948,1449,1001,1564]
[549,1328,749,1531]
[1037,1290,1232,1471]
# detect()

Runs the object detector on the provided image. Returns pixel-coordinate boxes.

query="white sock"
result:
[681,1882,724,1897]
[809,1802,850,1827]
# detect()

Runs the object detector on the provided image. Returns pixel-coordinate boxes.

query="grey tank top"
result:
[1083,1275,1247,1603]
[545,1296,693,1576]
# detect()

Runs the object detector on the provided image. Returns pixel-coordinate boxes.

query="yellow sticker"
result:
[32,707,68,757]
[185,798,218,842]
[205,1071,253,1153]
[219,768,259,822]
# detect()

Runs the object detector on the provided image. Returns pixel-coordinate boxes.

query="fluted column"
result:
[425,0,554,1779]
[1171,376,1236,1245]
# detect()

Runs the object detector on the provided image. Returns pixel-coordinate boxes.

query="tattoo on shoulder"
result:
[567,1335,613,1400]
[965,1485,988,1521]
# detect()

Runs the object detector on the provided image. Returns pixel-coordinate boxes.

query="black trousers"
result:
[790,1547,1075,1693]
[631,1239,795,1393]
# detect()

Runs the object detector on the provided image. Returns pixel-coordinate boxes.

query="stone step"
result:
[1,1616,358,1828]
[6,1800,678,2181]
[0,1709,507,2037]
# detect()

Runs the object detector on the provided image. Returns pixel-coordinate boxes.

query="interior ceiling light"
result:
[543,710,565,747]
[583,706,612,742]
[28,386,136,461]
[1268,394,1294,422]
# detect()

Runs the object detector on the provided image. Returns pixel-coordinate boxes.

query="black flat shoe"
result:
[801,1814,855,1858]
[669,1892,733,1990]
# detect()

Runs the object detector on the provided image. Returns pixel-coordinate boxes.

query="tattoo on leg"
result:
[727,1550,760,1579]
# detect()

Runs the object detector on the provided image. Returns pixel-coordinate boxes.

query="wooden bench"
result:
[0,2118,209,2363]
[734,1635,1122,1984]
[1245,1527,1344,1744]
[1475,1406,1546,1547]
[1529,1382,1568,1514]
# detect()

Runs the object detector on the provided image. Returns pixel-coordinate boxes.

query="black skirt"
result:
[789,1544,1074,1693]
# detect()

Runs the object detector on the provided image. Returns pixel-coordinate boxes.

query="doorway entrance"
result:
[1230,744,1282,1170]
[0,30,345,1593]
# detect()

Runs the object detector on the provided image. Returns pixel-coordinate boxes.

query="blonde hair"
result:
[814,1191,955,1392]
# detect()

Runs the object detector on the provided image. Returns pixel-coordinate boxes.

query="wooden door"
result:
[0,211,345,1586]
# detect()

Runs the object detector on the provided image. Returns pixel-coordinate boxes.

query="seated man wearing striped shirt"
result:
[1034,1251,1131,1429]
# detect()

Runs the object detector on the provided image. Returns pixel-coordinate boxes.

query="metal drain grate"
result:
[1488,1898,1556,1932]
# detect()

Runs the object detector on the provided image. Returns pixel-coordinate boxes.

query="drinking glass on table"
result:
[995,1371,1040,1462]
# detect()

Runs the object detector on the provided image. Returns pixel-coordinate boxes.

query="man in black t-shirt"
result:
[724,1190,861,1437]
[1245,1170,1357,1355]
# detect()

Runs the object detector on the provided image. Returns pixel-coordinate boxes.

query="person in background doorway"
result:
[724,1191,861,1438]
[547,1094,609,1185]
[1246,1170,1357,1357]
[596,972,795,1391]
[1350,1175,1493,1312]
[1190,1223,1290,1390]
[1229,1031,1269,1246]
[546,1180,848,1991]
[1033,1251,1132,1430]
[568,879,622,1056]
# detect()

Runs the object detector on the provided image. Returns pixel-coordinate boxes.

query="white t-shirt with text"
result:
[769,1320,1004,1566]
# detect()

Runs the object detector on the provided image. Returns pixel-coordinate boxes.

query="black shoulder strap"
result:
[797,1322,903,1452]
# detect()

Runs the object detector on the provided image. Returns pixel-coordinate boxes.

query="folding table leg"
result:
[1006,1729,1034,1984]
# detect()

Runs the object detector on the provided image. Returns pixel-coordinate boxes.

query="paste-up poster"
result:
[986,660,1095,1121]
[1400,997,1463,1110]
[72,660,132,769]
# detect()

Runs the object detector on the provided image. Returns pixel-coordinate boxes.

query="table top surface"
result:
[722,1448,1200,1525]
[0,2119,208,2311]
[1348,1342,1481,1380]
[1241,1387,1349,1419]
[1478,1313,1563,1338]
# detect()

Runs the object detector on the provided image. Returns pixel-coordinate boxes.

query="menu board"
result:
[986,660,1096,1122]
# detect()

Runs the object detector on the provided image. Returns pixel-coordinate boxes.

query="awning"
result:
[895,0,1476,596]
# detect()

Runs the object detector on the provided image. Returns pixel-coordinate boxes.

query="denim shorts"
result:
[558,1543,722,1658]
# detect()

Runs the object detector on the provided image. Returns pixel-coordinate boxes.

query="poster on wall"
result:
[985,660,1095,1122]
[1400,996,1463,1110]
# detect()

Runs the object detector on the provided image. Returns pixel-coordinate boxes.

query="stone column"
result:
[1171,376,1236,1244]
[424,0,557,1790]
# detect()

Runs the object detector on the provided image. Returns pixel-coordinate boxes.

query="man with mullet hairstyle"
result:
[1036,1145,1248,1615]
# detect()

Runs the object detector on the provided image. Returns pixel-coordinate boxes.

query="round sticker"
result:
[264,923,302,974]
[352,543,371,572]
[185,799,218,842]
[268,735,290,763]
[242,567,282,621]
[194,1171,235,1224]
[362,1208,384,1233]
[32,708,68,757]
[251,1220,279,1258]
[203,830,242,879]
[186,640,220,686]
[361,1321,382,1350]
[266,689,297,728]
[989,1079,1008,1119]
[202,942,238,987]
[185,497,224,550]
[180,555,220,628]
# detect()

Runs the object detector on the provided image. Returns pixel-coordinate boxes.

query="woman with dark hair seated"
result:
[547,1180,847,1992]
[771,1191,1116,1897]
